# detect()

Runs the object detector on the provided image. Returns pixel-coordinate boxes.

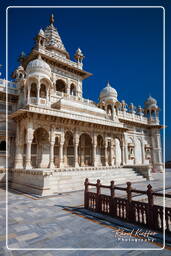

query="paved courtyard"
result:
[0,170,171,256]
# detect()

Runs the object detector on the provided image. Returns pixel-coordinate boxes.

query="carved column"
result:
[14,120,23,169]
[151,129,163,172]
[121,144,124,166]
[141,141,145,164]
[110,140,114,166]
[27,84,30,104]
[74,132,79,167]
[49,128,55,169]
[37,79,40,105]
[124,144,128,165]
[93,134,97,167]
[59,133,64,168]
[104,140,108,166]
[67,84,70,96]
[25,122,34,169]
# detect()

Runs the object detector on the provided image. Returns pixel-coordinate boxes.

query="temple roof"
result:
[44,14,70,59]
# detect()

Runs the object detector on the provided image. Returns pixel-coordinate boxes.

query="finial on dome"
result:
[106,81,110,87]
[50,14,54,25]
[74,48,84,63]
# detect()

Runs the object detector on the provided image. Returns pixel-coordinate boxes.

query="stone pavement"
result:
[0,169,171,256]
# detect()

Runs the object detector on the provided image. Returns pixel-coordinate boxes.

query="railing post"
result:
[126,182,134,222]
[147,184,155,229]
[96,179,101,213]
[110,180,116,216]
[84,178,89,209]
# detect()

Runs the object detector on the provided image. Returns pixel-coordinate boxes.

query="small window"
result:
[0,141,6,151]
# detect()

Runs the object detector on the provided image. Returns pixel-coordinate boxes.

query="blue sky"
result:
[0,0,170,161]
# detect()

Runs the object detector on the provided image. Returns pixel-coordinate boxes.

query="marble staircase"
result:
[51,167,146,193]
[10,167,147,196]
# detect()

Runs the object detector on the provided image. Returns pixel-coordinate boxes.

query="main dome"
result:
[26,56,51,78]
[99,81,118,102]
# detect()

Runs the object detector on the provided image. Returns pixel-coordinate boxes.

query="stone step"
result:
[53,170,138,177]
[50,173,146,193]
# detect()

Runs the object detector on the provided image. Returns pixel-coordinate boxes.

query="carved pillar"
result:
[124,144,128,165]
[37,80,40,105]
[110,140,114,166]
[93,134,97,167]
[27,84,30,104]
[151,129,163,172]
[121,144,124,166]
[67,84,70,96]
[104,140,108,166]
[141,141,145,164]
[74,132,79,168]
[25,122,34,169]
[49,128,55,169]
[14,120,23,169]
[59,133,64,168]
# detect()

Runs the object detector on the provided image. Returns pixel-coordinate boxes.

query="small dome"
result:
[38,28,45,37]
[144,96,158,109]
[99,81,118,102]
[26,56,51,78]
[17,65,24,71]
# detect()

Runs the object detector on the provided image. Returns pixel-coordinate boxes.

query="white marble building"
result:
[0,15,163,195]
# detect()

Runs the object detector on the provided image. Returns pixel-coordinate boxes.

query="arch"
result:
[40,77,53,88]
[40,83,46,98]
[0,141,6,151]
[56,79,67,93]
[31,128,50,168]
[96,135,105,166]
[135,138,143,164]
[114,138,121,167]
[30,83,37,97]
[70,83,76,96]
[78,133,93,167]
[107,104,113,116]
[64,131,74,167]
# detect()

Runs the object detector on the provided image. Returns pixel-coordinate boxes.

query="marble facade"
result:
[0,14,163,195]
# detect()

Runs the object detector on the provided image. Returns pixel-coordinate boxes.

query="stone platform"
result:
[9,166,146,196]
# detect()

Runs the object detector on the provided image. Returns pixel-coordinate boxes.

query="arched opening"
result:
[30,83,37,97]
[56,79,66,93]
[31,128,49,168]
[107,105,113,117]
[54,137,60,168]
[64,131,74,167]
[40,84,46,98]
[78,133,93,167]
[114,138,121,167]
[96,135,105,166]
[70,83,76,96]
[0,141,6,151]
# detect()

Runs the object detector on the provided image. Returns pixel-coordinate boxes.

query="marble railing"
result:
[53,93,97,107]
[117,110,160,125]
